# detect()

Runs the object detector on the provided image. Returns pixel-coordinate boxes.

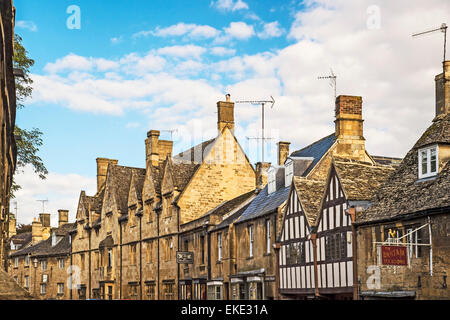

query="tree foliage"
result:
[11,34,47,196]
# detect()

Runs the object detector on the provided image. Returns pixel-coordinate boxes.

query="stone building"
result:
[355,62,450,300]
[0,0,17,270]
[8,210,72,299]
[70,95,257,300]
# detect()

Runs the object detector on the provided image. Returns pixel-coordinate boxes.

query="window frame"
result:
[267,167,276,194]
[217,233,223,262]
[418,145,438,179]
[248,225,254,258]
[285,159,294,187]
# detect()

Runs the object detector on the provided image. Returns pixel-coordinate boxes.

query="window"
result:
[130,244,137,265]
[14,257,18,268]
[58,258,65,269]
[129,284,138,300]
[200,235,205,264]
[267,168,276,194]
[217,233,222,262]
[207,285,223,300]
[40,283,47,295]
[24,276,29,289]
[406,226,423,258]
[286,241,305,265]
[249,225,254,257]
[146,283,156,300]
[58,283,64,295]
[41,260,47,271]
[163,282,174,300]
[418,145,438,179]
[325,233,347,261]
[107,249,113,268]
[42,274,48,283]
[285,159,294,187]
[266,220,271,254]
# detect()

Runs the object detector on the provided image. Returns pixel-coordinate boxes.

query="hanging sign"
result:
[381,245,407,265]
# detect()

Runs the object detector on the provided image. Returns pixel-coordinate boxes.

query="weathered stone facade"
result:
[0,0,17,271]
[69,96,256,300]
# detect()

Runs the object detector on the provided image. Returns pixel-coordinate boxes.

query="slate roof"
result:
[173,138,215,164]
[358,114,450,224]
[171,160,201,191]
[10,232,32,247]
[293,177,326,227]
[212,202,252,231]
[333,158,395,202]
[290,133,336,176]
[10,223,75,258]
[0,269,33,300]
[109,165,135,213]
[236,186,290,224]
[132,168,146,201]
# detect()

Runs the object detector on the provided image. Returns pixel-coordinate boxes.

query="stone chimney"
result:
[8,214,16,237]
[435,61,450,118]
[39,213,51,240]
[146,130,173,166]
[58,209,69,228]
[217,94,235,133]
[334,95,366,161]
[277,142,290,166]
[96,158,118,192]
[255,162,271,190]
[31,218,43,244]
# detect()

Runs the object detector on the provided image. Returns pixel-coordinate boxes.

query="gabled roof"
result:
[9,223,75,258]
[10,232,32,247]
[171,160,200,191]
[0,269,33,300]
[237,186,290,224]
[358,114,450,224]
[173,139,215,163]
[290,133,336,176]
[333,157,395,202]
[292,177,326,227]
[108,165,135,214]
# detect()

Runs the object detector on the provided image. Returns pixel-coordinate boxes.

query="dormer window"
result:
[267,167,276,194]
[285,159,293,187]
[418,145,438,179]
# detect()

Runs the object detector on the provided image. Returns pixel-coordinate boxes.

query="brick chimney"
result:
[96,158,118,192]
[277,141,290,165]
[255,162,271,190]
[31,218,43,244]
[435,61,450,118]
[217,94,235,133]
[334,95,366,161]
[58,209,69,228]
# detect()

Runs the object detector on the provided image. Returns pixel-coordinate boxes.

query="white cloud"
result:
[257,21,285,39]
[13,166,96,227]
[211,0,249,12]
[224,21,255,40]
[210,46,236,56]
[156,45,207,59]
[16,20,38,32]
[44,54,119,74]
[110,36,123,44]
[134,23,220,39]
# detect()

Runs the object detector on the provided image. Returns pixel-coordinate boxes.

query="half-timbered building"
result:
[279,157,394,299]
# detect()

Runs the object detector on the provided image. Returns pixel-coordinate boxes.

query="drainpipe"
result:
[207,225,211,282]
[120,223,123,299]
[88,228,91,299]
[139,212,143,300]
[348,207,358,300]
[311,233,320,298]
[70,235,73,300]
[273,242,280,300]
[157,208,160,300]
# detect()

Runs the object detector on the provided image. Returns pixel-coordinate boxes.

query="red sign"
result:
[381,245,407,265]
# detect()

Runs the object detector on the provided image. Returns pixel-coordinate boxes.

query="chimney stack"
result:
[96,158,118,192]
[277,142,290,166]
[31,218,43,244]
[334,95,367,161]
[8,214,16,237]
[435,61,450,118]
[217,94,235,133]
[255,162,271,190]
[58,209,69,228]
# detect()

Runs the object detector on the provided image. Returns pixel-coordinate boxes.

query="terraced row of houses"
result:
[6,61,450,300]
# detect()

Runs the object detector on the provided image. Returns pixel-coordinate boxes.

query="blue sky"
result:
[12,0,449,225]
